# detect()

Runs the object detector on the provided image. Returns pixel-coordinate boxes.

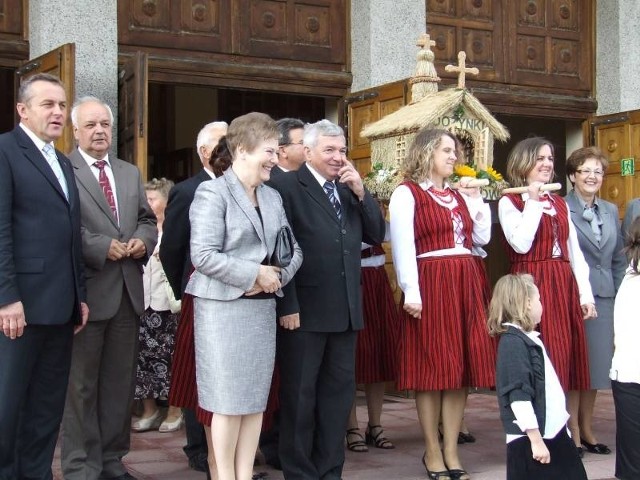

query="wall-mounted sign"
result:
[621,157,635,177]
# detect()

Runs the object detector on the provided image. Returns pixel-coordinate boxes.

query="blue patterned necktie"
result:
[323,181,342,220]
[42,143,68,199]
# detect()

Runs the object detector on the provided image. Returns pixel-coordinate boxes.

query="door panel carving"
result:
[119,1,230,52]
[462,0,493,20]
[120,1,345,65]
[516,35,545,72]
[237,0,344,62]
[428,0,504,83]
[551,0,578,31]
[510,0,589,90]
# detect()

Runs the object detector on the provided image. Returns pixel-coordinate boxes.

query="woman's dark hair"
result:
[624,216,640,274]
[209,136,232,178]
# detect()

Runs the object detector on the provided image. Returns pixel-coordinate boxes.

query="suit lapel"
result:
[566,190,598,249]
[15,127,68,203]
[599,203,612,248]
[298,164,342,225]
[224,169,265,244]
[68,149,119,229]
[257,185,277,252]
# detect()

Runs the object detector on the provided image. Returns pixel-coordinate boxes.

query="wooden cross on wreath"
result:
[445,51,479,89]
[416,33,436,50]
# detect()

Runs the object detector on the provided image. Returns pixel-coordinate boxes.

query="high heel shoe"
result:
[132,409,163,432]
[422,453,451,480]
[580,437,611,455]
[159,413,184,432]
[365,424,394,449]
[346,428,368,452]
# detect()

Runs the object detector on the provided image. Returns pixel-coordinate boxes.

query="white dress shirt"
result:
[78,148,120,217]
[610,267,640,384]
[498,193,594,305]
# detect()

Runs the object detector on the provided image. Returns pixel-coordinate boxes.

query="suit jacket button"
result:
[341,229,347,234]
[340,272,345,277]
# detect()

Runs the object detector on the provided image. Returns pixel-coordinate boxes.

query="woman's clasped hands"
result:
[245,265,281,295]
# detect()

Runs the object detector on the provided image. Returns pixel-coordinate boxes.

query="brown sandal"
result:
[346,428,368,452]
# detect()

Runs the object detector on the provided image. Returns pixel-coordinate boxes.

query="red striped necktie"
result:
[93,160,118,224]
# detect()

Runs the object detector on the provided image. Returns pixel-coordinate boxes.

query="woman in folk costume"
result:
[498,137,596,457]
[346,213,399,453]
[390,128,495,480]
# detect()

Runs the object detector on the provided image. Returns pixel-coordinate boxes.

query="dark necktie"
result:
[323,181,342,220]
[94,160,119,223]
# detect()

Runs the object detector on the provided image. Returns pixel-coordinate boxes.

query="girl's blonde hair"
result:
[401,128,463,183]
[144,177,174,200]
[505,137,555,188]
[487,273,538,335]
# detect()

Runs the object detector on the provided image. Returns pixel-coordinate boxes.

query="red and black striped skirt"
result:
[355,266,399,384]
[398,254,496,391]
[510,259,590,391]
[168,293,213,426]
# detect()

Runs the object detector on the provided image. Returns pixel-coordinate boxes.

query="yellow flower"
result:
[486,166,503,182]
[454,164,477,178]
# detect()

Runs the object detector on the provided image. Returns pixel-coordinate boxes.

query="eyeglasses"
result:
[281,141,304,147]
[576,169,604,177]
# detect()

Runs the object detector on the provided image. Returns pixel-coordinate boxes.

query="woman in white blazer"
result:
[565,146,626,457]
[611,216,640,479]
[186,112,302,480]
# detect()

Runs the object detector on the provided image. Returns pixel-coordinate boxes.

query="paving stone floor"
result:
[53,390,618,479]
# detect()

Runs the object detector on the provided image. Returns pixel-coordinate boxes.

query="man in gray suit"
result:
[61,96,157,480]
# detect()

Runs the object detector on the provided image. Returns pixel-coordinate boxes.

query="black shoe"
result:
[580,437,611,454]
[107,474,138,480]
[458,431,476,444]
[189,453,209,472]
[422,453,452,480]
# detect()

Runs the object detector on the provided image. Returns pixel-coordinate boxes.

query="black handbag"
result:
[270,225,294,268]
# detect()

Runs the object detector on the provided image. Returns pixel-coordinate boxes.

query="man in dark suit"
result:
[260,117,306,468]
[272,117,306,176]
[269,120,385,480]
[0,73,88,480]
[160,121,227,475]
[61,96,157,480]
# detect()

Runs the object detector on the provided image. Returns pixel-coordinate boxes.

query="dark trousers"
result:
[0,322,74,480]
[183,408,208,460]
[277,329,357,480]
[506,428,587,480]
[612,380,640,480]
[61,293,140,480]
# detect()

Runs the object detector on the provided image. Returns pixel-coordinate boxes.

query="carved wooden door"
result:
[345,80,408,177]
[590,111,640,219]
[15,44,76,154]
[235,0,346,63]
[427,0,505,83]
[506,0,591,92]
[118,52,148,179]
